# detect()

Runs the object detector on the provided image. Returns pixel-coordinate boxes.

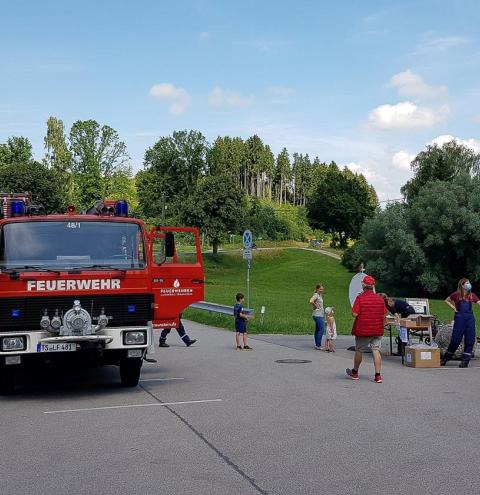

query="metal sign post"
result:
[247,259,251,308]
[242,230,253,308]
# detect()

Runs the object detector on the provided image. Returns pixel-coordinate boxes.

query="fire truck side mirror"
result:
[165,232,175,258]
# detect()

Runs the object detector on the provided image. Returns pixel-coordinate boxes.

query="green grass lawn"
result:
[184,248,478,335]
[199,239,309,252]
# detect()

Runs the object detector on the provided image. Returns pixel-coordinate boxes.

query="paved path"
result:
[300,247,342,260]
[2,321,479,495]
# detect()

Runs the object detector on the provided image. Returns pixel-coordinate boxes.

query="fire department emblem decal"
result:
[160,278,192,297]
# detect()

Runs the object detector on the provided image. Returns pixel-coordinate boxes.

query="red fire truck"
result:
[0,195,204,394]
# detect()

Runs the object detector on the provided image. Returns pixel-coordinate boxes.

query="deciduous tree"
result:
[44,116,74,203]
[402,141,480,202]
[0,162,63,212]
[0,136,33,166]
[207,136,246,182]
[69,120,130,209]
[180,174,245,255]
[355,175,480,295]
[307,163,378,246]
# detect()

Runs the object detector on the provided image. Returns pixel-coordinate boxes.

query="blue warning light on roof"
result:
[115,200,128,217]
[11,200,25,217]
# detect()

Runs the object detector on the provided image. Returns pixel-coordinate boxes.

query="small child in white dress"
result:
[324,307,337,352]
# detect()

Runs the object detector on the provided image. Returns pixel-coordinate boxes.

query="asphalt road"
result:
[1,321,480,495]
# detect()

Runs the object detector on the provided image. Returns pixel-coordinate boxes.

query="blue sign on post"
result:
[243,230,252,249]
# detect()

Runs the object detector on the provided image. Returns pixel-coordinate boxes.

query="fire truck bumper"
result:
[0,324,153,368]
[40,335,114,344]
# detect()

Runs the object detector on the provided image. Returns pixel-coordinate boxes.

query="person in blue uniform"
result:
[442,278,480,367]
[380,294,416,319]
[159,314,196,347]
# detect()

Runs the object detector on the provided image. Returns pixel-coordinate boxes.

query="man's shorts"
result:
[235,323,247,334]
[355,336,382,352]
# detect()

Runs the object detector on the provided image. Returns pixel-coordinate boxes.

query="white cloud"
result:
[169,102,187,116]
[269,86,296,97]
[149,83,190,116]
[429,134,480,153]
[208,86,254,107]
[345,161,377,181]
[149,83,186,100]
[389,70,447,100]
[368,101,449,129]
[392,151,415,172]
[415,35,468,54]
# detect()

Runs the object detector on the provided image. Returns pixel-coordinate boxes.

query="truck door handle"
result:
[191,279,204,284]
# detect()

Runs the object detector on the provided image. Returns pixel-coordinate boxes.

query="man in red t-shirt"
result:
[346,275,387,383]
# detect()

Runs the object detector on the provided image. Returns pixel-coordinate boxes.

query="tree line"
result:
[0,118,136,212]
[343,140,480,296]
[0,118,379,253]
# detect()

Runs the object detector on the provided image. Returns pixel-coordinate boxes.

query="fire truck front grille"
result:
[0,294,153,331]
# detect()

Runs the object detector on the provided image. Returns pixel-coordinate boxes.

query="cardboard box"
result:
[399,315,433,329]
[404,346,440,368]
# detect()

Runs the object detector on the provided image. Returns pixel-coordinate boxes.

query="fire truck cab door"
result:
[149,227,204,329]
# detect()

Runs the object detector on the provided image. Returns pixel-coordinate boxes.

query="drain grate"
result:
[275,359,312,364]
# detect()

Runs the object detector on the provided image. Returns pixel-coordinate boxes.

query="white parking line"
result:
[44,398,222,414]
[139,377,185,382]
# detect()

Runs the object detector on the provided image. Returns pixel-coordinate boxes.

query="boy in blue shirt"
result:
[234,292,252,350]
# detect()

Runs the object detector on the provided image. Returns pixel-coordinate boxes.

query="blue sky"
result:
[1,0,479,200]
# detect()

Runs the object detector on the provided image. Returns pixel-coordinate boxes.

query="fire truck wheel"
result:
[0,368,15,395]
[120,358,142,387]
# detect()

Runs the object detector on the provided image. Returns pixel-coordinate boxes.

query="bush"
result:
[0,161,64,212]
[355,175,480,296]
[341,244,362,271]
[243,199,312,241]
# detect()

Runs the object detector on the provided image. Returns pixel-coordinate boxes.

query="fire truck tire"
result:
[120,358,142,387]
[0,368,15,395]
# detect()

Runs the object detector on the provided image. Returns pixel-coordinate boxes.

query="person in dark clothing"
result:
[380,294,416,319]
[379,294,416,355]
[159,315,196,347]
[234,292,252,350]
[442,278,480,368]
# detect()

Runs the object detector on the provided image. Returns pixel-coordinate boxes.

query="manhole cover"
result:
[275,359,312,364]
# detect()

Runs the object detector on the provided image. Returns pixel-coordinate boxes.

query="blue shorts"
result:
[235,322,247,333]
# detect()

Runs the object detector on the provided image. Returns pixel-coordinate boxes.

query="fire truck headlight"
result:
[1,336,26,352]
[40,316,51,330]
[50,316,62,331]
[124,331,146,345]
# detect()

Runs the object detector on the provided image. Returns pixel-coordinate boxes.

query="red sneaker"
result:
[374,375,383,383]
[346,368,359,380]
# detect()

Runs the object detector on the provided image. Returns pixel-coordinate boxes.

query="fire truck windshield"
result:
[0,220,146,270]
